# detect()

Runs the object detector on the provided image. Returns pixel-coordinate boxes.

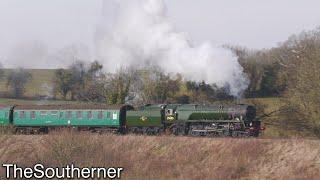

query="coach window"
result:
[106,112,111,119]
[51,111,58,116]
[77,111,83,119]
[30,111,36,119]
[87,111,93,119]
[19,111,26,118]
[40,111,47,116]
[98,111,103,119]
[66,111,72,119]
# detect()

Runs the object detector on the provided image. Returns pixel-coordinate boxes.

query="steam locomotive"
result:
[0,103,262,137]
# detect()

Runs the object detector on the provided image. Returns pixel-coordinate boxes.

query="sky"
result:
[166,0,320,48]
[0,0,319,68]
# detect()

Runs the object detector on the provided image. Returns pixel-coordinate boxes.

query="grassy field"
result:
[0,132,319,180]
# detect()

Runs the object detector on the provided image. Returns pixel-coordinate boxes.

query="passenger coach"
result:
[3,105,132,134]
[0,105,12,126]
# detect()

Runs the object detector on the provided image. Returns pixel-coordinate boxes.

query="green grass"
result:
[0,69,56,97]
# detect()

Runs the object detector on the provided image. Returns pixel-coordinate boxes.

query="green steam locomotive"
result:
[0,103,262,137]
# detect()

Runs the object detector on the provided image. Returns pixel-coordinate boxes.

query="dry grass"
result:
[0,132,319,180]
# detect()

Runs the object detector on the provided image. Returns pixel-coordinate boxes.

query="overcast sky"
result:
[167,0,320,48]
[0,0,319,67]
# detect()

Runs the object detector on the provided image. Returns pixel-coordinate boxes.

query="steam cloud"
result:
[95,0,249,97]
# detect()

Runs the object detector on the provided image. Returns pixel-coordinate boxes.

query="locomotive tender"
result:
[0,103,262,137]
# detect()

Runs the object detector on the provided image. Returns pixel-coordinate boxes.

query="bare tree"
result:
[53,69,73,100]
[7,69,32,98]
[0,62,4,81]
[104,67,136,104]
[131,66,181,104]
[53,61,106,102]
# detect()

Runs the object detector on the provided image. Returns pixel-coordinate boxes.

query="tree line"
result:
[53,61,232,105]
[227,27,320,137]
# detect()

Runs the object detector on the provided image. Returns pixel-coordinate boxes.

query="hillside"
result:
[0,133,319,179]
[0,69,56,97]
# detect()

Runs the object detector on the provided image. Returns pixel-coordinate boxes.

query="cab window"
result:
[166,109,173,115]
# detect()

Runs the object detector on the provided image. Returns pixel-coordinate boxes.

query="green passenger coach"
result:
[13,105,132,133]
[0,105,12,126]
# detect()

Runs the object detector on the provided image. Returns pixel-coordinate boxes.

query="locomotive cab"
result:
[243,105,261,136]
[165,109,176,122]
[245,105,256,121]
[164,104,180,123]
[166,109,174,115]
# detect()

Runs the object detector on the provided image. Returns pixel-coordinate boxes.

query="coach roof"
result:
[0,105,12,109]
[14,104,128,110]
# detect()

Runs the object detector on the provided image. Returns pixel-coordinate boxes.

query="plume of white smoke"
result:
[95,0,249,97]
